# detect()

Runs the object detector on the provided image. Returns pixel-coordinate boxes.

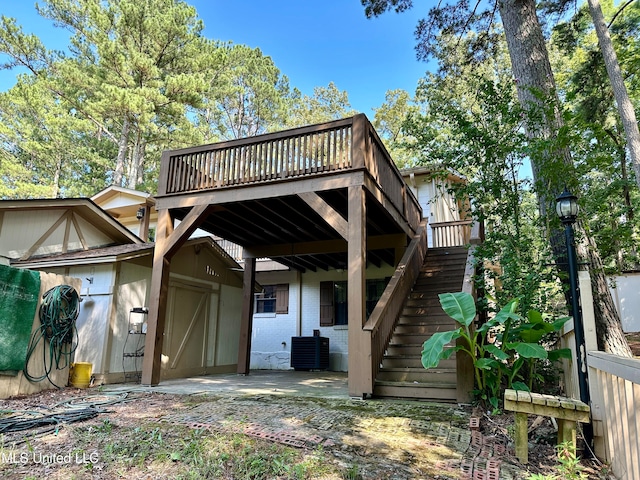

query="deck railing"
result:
[158,114,421,232]
[362,220,428,394]
[162,119,353,194]
[431,220,473,248]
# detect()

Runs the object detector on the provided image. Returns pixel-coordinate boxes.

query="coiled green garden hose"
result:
[23,285,80,388]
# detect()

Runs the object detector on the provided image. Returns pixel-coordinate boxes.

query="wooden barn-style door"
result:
[163,280,219,376]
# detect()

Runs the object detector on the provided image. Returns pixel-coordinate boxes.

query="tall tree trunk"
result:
[587,0,640,189]
[135,141,145,188]
[114,116,130,187]
[498,0,632,356]
[52,154,62,199]
[127,136,145,190]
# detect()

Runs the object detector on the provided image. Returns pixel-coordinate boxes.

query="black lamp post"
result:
[556,188,592,445]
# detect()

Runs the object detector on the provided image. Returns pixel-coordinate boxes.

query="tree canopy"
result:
[0,0,355,196]
[361,0,636,356]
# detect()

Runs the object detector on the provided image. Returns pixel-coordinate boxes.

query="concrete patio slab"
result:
[101,370,349,398]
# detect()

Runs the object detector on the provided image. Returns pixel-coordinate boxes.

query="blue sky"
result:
[0,1,431,119]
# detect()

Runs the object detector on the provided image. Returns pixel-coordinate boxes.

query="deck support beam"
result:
[298,192,348,240]
[141,204,213,385]
[141,209,174,385]
[347,185,370,397]
[237,257,256,374]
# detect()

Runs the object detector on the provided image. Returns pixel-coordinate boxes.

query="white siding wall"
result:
[407,175,462,248]
[109,263,151,375]
[69,264,117,374]
[414,180,435,247]
[251,271,299,369]
[251,265,395,372]
[609,273,640,332]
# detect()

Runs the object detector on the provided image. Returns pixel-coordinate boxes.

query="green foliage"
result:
[0,2,362,196]
[550,0,640,273]
[372,89,420,168]
[288,81,356,128]
[198,43,292,140]
[405,36,565,315]
[0,76,113,198]
[526,441,588,479]
[422,292,571,408]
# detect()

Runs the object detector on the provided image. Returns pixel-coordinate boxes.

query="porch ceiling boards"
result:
[168,188,406,272]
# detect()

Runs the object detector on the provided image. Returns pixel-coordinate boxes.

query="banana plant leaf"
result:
[438,292,476,327]
[421,329,461,369]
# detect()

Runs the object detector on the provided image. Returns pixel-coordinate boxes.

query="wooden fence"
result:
[587,352,640,479]
[560,270,640,479]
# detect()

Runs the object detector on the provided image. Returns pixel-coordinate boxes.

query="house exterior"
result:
[87,166,469,376]
[609,272,640,332]
[90,185,157,241]
[1,114,476,400]
[0,199,245,385]
[141,113,477,399]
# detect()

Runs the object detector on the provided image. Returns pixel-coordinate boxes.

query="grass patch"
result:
[2,420,347,479]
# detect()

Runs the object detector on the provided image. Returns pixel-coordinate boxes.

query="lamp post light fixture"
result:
[555,187,592,445]
[556,188,579,224]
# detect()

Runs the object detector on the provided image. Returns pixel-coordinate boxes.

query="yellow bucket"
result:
[69,362,92,388]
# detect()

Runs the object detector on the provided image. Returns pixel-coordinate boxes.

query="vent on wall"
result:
[290,336,329,370]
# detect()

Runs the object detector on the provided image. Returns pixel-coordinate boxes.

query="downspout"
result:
[296,270,302,336]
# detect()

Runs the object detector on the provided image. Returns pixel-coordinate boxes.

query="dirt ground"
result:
[0,386,610,480]
[626,332,640,356]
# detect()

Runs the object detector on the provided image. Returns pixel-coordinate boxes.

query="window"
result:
[320,278,389,326]
[255,284,289,314]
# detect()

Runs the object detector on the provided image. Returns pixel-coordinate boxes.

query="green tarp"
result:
[0,264,41,374]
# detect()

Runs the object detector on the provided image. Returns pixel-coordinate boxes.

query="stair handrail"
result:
[363,219,428,394]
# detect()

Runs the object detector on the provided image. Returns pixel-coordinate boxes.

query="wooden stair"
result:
[373,246,469,401]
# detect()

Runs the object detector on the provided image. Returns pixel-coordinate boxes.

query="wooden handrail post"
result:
[351,114,368,170]
[158,150,172,195]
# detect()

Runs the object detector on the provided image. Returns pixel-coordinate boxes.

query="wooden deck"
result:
[153,115,422,273]
[142,114,471,398]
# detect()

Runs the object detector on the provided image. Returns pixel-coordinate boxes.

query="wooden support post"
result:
[504,389,590,465]
[141,209,174,385]
[237,257,256,375]
[138,204,151,241]
[141,204,211,386]
[558,419,578,454]
[351,114,368,169]
[515,412,529,464]
[347,185,369,398]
